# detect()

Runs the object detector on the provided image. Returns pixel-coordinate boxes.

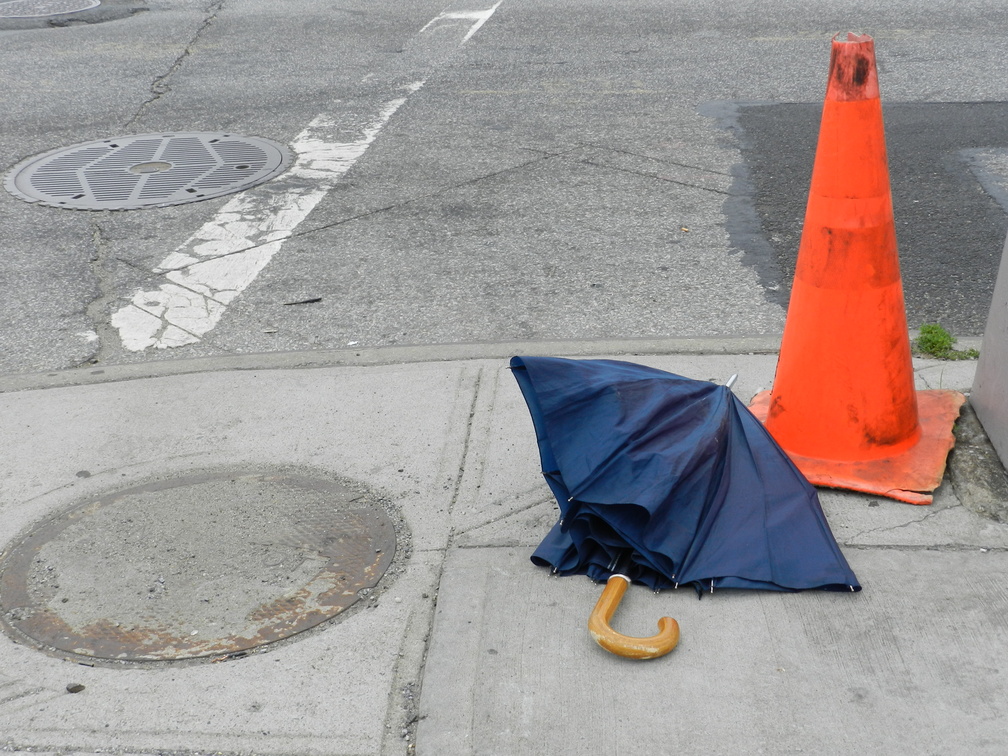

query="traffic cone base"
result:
[749,388,965,505]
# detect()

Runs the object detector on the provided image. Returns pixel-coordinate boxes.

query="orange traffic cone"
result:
[748,32,965,505]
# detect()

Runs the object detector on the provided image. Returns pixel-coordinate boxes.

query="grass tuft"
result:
[914,323,979,360]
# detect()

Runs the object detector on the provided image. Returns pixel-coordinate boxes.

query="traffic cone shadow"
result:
[748,32,964,505]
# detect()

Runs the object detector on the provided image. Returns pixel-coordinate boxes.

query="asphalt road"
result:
[2,0,1008,374]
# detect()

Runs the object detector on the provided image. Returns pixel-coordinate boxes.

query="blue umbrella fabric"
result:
[510,356,860,594]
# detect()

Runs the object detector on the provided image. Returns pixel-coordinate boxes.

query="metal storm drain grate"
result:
[0,471,398,664]
[4,133,291,210]
[0,0,99,17]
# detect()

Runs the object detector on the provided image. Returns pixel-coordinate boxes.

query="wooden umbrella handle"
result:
[588,575,680,659]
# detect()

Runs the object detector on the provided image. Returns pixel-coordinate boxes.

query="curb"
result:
[0,336,784,393]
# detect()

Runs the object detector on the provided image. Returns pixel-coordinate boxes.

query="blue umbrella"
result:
[510,356,860,659]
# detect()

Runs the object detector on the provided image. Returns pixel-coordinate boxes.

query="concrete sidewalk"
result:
[0,349,1005,755]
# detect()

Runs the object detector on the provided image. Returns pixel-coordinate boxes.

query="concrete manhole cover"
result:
[4,133,291,210]
[0,0,98,17]
[0,471,398,664]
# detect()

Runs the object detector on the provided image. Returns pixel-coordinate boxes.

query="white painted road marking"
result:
[111,3,503,351]
[111,92,417,350]
[421,2,502,43]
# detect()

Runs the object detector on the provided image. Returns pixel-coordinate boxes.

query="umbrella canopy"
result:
[510,356,860,594]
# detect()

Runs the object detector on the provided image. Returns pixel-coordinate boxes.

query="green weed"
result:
[914,323,979,360]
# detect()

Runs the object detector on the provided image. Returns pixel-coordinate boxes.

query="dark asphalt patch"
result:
[721,102,1008,335]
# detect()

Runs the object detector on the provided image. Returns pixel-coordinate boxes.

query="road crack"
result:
[80,219,118,366]
[125,0,226,128]
[580,156,735,196]
[577,140,735,177]
[848,502,962,542]
[153,148,580,273]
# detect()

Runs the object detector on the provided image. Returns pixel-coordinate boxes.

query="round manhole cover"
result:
[4,133,292,210]
[0,471,399,664]
[0,0,99,17]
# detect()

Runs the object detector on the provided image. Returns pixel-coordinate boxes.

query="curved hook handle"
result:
[588,575,680,660]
